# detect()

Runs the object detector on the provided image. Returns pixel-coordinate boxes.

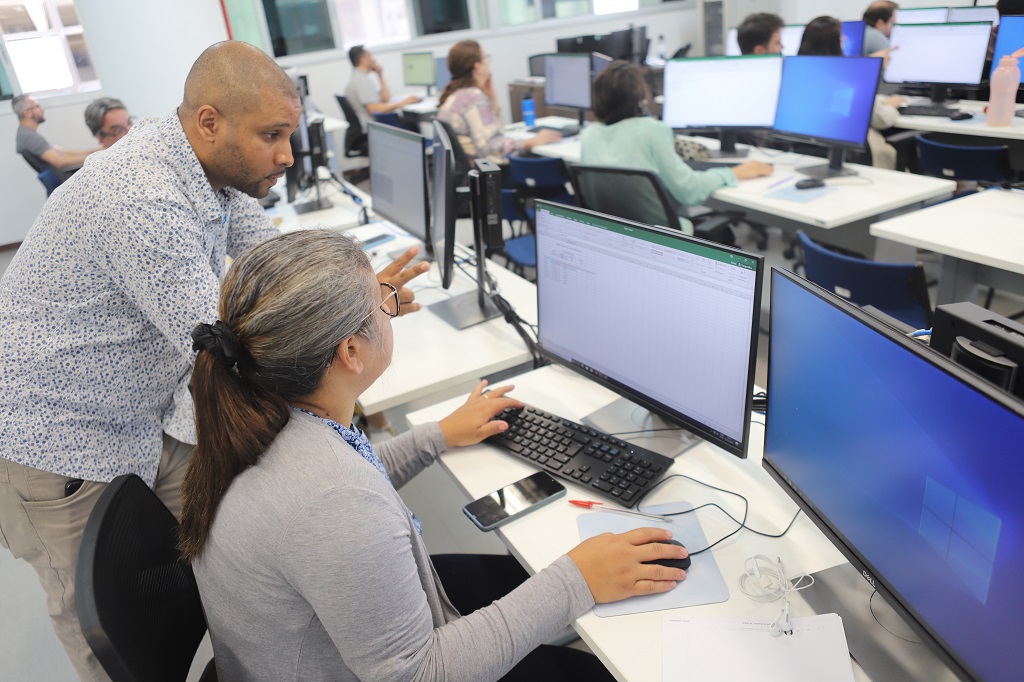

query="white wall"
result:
[0,0,228,247]
[777,0,977,24]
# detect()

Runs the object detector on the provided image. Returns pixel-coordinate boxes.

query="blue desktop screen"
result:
[772,56,881,147]
[435,56,451,92]
[991,15,1024,77]
[766,271,1024,682]
[841,20,865,56]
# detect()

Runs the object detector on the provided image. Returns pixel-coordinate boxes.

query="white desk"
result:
[870,189,1024,305]
[532,137,955,258]
[268,176,369,233]
[407,365,861,682]
[357,254,538,414]
[895,100,1024,141]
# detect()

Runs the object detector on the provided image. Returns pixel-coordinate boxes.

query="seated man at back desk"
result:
[84,96,134,149]
[344,45,420,152]
[737,12,785,55]
[862,1,898,55]
[13,94,100,180]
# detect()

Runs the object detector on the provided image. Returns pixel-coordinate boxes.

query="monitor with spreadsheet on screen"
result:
[765,268,1024,682]
[773,55,882,179]
[534,201,763,459]
[990,15,1024,78]
[368,122,429,250]
[884,22,993,87]
[662,55,782,156]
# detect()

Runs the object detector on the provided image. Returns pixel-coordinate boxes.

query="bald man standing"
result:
[0,41,425,681]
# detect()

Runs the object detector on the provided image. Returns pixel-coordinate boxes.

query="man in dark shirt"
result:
[13,94,98,178]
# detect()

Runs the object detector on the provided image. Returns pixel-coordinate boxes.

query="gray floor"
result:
[2,221,1023,680]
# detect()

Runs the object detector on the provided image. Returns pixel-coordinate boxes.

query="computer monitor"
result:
[884,22,993,90]
[556,34,600,54]
[894,7,951,24]
[285,111,332,214]
[841,20,865,56]
[428,120,500,329]
[430,120,456,289]
[534,201,763,459]
[725,27,741,56]
[765,268,1024,682]
[948,6,999,26]
[368,122,430,251]
[779,24,805,56]
[662,55,783,157]
[773,55,882,179]
[990,15,1024,78]
[402,51,435,90]
[434,56,451,92]
[544,53,592,117]
[591,52,613,76]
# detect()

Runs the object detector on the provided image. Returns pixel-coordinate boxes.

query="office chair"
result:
[917,134,1012,185]
[77,474,217,682]
[797,231,933,329]
[507,156,575,227]
[492,188,537,278]
[372,111,403,129]
[38,168,62,196]
[568,164,738,245]
[434,118,473,189]
[334,95,369,158]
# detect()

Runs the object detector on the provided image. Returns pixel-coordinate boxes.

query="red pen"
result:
[569,499,670,522]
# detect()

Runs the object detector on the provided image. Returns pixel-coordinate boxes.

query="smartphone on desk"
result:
[463,471,566,531]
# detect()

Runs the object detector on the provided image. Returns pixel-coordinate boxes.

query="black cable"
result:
[635,472,801,556]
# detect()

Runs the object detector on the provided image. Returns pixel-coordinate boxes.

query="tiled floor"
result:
[2,218,1023,679]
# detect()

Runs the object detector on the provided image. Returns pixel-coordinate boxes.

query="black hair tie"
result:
[191,320,244,370]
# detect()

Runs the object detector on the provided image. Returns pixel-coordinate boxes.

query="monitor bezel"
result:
[894,6,953,24]
[771,55,882,153]
[662,54,783,132]
[534,200,764,460]
[883,21,994,87]
[402,51,436,87]
[764,267,1024,682]
[367,122,430,246]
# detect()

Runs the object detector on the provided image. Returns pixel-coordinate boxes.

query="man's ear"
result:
[193,104,223,144]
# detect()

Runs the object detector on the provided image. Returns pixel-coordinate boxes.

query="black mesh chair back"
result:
[568,164,682,231]
[435,118,473,188]
[334,95,369,157]
[77,474,215,682]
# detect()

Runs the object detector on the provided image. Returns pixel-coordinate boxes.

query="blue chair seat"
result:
[503,234,536,269]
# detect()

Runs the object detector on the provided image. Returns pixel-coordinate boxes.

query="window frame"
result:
[0,0,101,99]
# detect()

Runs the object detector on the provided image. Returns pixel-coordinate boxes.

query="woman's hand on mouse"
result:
[439,380,524,448]
[731,160,773,180]
[567,527,687,603]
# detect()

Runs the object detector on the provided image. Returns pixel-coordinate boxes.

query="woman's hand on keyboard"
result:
[439,380,523,447]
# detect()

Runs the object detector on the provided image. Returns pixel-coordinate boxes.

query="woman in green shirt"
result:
[580,62,771,234]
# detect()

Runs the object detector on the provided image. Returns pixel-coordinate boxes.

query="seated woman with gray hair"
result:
[180,229,688,681]
[84,96,133,148]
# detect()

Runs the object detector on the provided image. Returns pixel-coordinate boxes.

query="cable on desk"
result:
[635,473,802,556]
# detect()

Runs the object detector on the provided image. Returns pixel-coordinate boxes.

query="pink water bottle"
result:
[988,51,1024,127]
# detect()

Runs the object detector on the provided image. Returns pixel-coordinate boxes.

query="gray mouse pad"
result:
[577,502,730,617]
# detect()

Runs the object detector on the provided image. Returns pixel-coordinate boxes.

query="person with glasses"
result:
[437,40,560,164]
[12,94,100,179]
[181,229,686,682]
[84,96,135,149]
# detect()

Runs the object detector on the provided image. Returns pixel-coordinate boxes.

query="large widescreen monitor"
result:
[884,22,993,86]
[534,201,763,459]
[662,55,782,156]
[765,268,1024,682]
[990,15,1024,78]
[841,20,865,56]
[544,53,592,109]
[772,55,882,178]
[368,122,429,248]
[948,6,999,25]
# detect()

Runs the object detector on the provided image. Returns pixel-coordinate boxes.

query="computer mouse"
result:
[949,111,973,121]
[795,178,826,190]
[643,539,691,571]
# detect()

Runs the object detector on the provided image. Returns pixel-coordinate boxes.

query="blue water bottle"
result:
[522,96,536,128]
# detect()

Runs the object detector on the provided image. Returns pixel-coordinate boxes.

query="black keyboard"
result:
[688,160,741,171]
[898,105,959,117]
[486,405,675,508]
[528,125,582,137]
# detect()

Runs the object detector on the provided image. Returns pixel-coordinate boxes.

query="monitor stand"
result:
[796,563,960,682]
[797,147,858,180]
[710,130,750,159]
[430,290,501,330]
[580,398,701,459]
